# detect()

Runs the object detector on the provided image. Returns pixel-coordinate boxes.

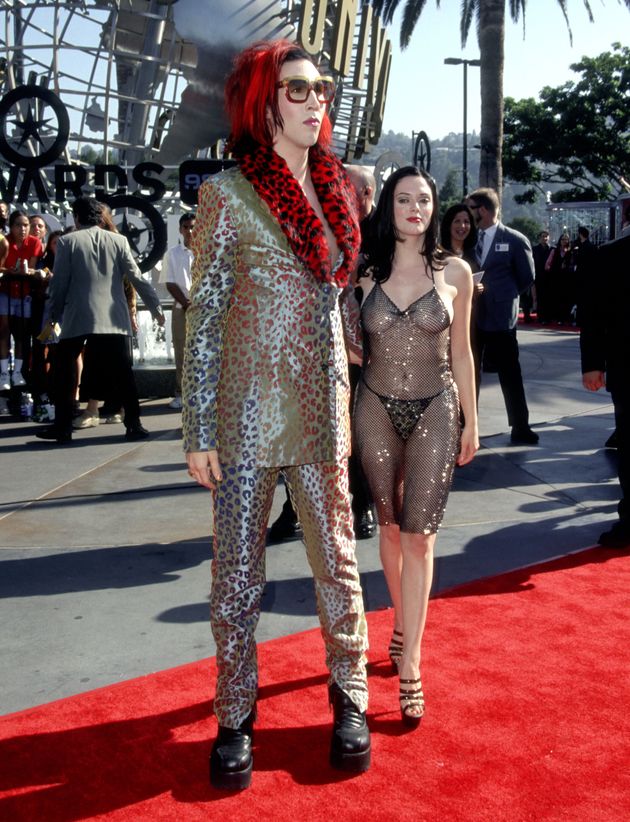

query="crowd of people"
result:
[0,180,602,441]
[0,197,165,438]
[0,34,627,793]
[526,225,595,326]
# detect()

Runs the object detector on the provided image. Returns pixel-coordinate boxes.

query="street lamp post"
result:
[444,57,480,198]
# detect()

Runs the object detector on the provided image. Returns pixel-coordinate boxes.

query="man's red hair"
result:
[225,39,332,156]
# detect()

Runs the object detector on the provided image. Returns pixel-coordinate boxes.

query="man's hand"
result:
[186,450,223,490]
[582,370,605,392]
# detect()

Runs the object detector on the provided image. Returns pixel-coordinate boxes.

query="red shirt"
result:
[3,235,43,298]
[4,234,43,269]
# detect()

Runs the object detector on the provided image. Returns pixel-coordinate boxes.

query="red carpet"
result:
[1,548,629,821]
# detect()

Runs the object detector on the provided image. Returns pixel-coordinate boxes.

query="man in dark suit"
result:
[580,219,630,548]
[573,226,596,328]
[466,188,538,444]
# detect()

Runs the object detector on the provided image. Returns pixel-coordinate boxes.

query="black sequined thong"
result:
[363,380,445,441]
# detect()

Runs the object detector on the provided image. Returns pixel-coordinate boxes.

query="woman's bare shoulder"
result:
[443,255,472,287]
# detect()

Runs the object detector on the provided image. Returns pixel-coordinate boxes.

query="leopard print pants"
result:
[210,457,369,728]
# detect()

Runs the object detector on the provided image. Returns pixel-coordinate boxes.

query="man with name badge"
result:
[466,188,538,445]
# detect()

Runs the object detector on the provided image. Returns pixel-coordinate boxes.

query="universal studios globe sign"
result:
[0,0,392,268]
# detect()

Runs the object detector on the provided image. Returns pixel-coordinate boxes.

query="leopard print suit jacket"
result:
[182,166,359,468]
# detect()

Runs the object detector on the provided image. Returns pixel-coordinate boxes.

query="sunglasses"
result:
[276,75,336,104]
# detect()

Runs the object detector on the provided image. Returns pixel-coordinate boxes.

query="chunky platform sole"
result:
[209,756,253,791]
[209,717,255,791]
[330,743,371,773]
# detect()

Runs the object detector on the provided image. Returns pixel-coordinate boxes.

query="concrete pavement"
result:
[0,325,621,715]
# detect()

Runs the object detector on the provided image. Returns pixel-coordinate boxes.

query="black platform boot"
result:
[329,683,371,773]
[209,709,256,791]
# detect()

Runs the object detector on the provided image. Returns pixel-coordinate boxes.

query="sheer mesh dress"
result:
[353,281,460,534]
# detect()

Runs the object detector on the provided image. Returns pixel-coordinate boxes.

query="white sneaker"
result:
[105,413,124,424]
[168,396,183,410]
[0,372,10,391]
[12,371,26,387]
[73,412,100,429]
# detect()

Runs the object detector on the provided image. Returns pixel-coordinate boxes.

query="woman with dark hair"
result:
[355,167,478,728]
[183,39,369,790]
[440,203,484,386]
[440,203,478,266]
[39,230,63,272]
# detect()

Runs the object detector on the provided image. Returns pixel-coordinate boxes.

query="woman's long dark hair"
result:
[40,230,63,269]
[360,166,443,284]
[440,203,477,255]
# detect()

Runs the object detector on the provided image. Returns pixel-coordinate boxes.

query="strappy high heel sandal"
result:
[388,629,403,672]
[399,677,424,729]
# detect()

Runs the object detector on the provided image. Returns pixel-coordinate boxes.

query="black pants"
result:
[474,328,530,430]
[611,384,630,525]
[54,334,140,434]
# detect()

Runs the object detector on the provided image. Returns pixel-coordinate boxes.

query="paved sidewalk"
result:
[0,326,621,714]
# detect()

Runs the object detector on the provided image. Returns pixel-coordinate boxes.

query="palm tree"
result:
[369,0,630,195]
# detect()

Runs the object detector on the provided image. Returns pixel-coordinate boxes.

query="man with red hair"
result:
[183,40,370,790]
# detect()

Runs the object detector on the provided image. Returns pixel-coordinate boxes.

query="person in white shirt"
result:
[161,213,195,409]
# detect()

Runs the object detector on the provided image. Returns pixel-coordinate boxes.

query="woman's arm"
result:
[445,257,479,465]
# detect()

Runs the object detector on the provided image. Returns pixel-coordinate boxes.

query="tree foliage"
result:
[506,216,542,243]
[438,168,462,218]
[503,43,630,203]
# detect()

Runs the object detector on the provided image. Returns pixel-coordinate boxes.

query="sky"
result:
[381,0,629,139]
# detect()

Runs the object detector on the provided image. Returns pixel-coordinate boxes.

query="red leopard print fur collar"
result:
[239,144,360,288]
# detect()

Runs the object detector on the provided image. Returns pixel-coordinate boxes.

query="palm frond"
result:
[400,0,434,49]
[508,0,527,37]
[459,0,477,48]
[581,0,594,23]
[368,0,403,25]
[554,0,574,44]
